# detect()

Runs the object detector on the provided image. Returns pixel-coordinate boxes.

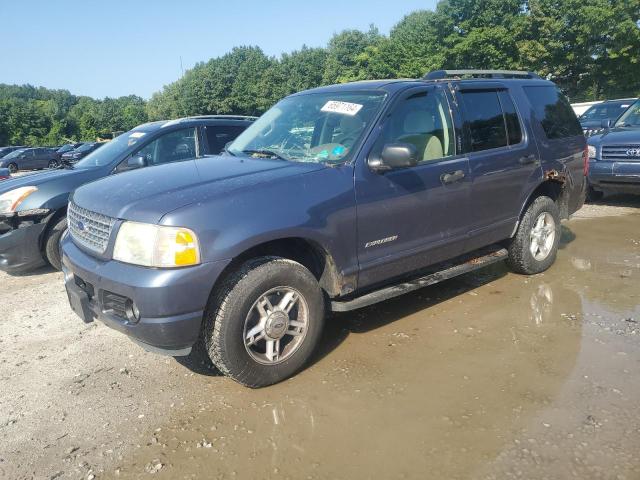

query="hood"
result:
[72,156,326,224]
[588,126,640,145]
[0,167,104,211]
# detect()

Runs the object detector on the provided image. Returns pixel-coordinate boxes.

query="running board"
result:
[331,246,508,312]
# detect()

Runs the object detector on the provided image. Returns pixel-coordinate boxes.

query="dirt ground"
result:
[1,195,639,480]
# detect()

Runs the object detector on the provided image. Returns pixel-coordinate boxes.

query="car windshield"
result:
[57,144,75,153]
[2,149,27,160]
[228,91,387,164]
[74,131,148,168]
[614,100,640,127]
[581,102,632,121]
[76,143,96,152]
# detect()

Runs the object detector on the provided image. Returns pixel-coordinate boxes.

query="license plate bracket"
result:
[67,285,95,323]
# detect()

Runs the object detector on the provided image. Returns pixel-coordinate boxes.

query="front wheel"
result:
[48,159,59,169]
[7,163,17,174]
[44,217,67,270]
[204,257,325,387]
[507,196,561,275]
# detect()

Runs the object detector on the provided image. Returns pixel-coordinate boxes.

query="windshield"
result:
[581,102,632,121]
[614,100,640,127]
[76,143,96,152]
[2,149,27,160]
[228,91,387,164]
[57,144,75,153]
[74,131,147,168]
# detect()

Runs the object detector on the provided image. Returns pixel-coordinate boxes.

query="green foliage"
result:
[2,0,639,145]
[0,84,148,146]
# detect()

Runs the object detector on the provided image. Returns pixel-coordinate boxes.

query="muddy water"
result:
[111,213,640,480]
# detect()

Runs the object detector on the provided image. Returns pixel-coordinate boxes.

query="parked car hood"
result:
[588,126,640,145]
[0,167,105,211]
[72,156,326,224]
[0,168,84,195]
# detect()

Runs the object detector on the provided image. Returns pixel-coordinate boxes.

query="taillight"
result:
[583,145,589,176]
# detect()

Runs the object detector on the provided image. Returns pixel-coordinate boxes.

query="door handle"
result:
[440,170,466,184]
[519,154,537,165]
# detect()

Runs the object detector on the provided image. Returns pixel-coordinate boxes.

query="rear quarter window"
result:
[524,86,582,139]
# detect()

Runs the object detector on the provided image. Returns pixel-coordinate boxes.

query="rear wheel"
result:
[44,216,67,271]
[7,163,17,174]
[204,257,325,387]
[507,196,560,275]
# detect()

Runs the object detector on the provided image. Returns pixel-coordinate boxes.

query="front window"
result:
[74,131,149,168]
[134,128,196,165]
[3,149,27,160]
[228,91,387,164]
[615,100,640,127]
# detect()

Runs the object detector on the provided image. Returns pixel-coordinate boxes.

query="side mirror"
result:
[601,119,612,129]
[369,143,418,172]
[126,155,147,170]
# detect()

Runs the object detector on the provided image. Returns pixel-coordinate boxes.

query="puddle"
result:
[105,213,640,479]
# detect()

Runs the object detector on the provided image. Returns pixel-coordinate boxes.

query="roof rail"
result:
[185,114,258,121]
[424,69,541,80]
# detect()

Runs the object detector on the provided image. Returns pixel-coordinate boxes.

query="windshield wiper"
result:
[241,149,289,161]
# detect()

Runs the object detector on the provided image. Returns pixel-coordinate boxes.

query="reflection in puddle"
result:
[110,214,640,479]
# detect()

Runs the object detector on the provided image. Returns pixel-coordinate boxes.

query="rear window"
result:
[524,86,582,139]
[460,89,523,152]
[461,90,508,151]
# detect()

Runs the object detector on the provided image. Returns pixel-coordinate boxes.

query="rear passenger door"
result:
[457,85,540,250]
[21,150,37,169]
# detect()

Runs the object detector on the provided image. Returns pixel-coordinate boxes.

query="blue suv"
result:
[61,70,587,387]
[587,99,640,199]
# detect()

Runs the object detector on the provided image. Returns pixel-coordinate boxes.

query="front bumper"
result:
[0,213,49,273]
[61,235,230,355]
[589,160,640,193]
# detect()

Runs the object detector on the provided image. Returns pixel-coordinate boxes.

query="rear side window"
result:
[523,86,582,139]
[205,125,246,154]
[460,90,508,152]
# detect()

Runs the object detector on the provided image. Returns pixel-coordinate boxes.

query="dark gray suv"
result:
[61,70,587,387]
[0,116,254,273]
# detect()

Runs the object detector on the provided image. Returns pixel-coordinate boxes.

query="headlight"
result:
[113,221,201,268]
[587,145,597,159]
[0,186,38,214]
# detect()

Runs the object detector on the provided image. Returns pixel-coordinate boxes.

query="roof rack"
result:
[185,115,258,121]
[424,69,541,80]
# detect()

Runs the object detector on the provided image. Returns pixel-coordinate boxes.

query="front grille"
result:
[601,144,640,162]
[68,201,116,254]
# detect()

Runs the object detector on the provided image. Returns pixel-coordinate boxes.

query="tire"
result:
[587,185,604,202]
[48,159,59,169]
[204,257,325,387]
[7,163,17,174]
[507,196,561,275]
[44,216,67,271]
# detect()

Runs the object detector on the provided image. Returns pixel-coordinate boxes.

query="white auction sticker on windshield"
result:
[321,100,364,116]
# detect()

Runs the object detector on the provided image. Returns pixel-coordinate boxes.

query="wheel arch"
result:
[516,177,569,232]
[211,236,345,300]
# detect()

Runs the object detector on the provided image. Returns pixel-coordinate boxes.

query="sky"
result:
[1,0,437,99]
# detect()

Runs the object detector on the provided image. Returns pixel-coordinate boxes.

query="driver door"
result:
[354,85,472,288]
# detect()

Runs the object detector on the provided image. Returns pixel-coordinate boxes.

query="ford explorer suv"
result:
[0,115,254,273]
[587,99,640,199]
[61,70,587,387]
[579,98,636,137]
